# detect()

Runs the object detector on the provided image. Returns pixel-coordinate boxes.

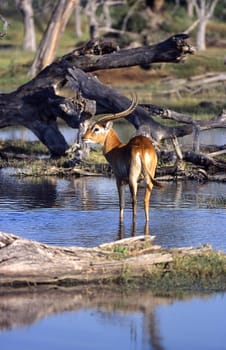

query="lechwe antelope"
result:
[82,94,162,223]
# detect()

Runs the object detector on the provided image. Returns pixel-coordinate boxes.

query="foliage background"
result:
[0,0,226,118]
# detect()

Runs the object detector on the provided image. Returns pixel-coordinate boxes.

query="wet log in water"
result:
[1,232,226,290]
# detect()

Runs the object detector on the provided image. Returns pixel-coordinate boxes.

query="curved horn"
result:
[98,92,138,125]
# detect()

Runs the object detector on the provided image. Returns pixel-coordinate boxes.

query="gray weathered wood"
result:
[0,232,172,287]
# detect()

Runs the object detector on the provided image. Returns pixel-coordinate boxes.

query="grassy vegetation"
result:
[117,248,226,294]
[103,237,226,293]
[0,139,108,177]
[0,139,48,155]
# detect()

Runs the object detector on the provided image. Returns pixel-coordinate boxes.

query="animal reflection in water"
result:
[117,220,151,239]
[81,93,162,227]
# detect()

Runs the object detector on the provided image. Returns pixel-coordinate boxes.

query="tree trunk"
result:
[75,3,82,38]
[16,0,36,52]
[194,0,219,51]
[187,0,195,17]
[196,17,207,51]
[85,0,99,40]
[146,0,165,12]
[0,14,9,38]
[28,0,77,77]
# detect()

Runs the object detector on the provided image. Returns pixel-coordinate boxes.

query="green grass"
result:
[125,249,226,294]
[0,140,48,155]
[166,49,225,78]
[0,14,90,91]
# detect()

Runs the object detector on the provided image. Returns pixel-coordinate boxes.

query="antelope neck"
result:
[103,129,123,155]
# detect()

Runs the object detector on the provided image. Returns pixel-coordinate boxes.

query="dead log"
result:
[183,151,226,170]
[61,33,194,72]
[0,232,172,287]
[156,148,226,180]
[0,34,194,155]
[66,67,193,142]
[207,150,226,158]
[1,231,226,291]
[142,104,226,152]
[0,88,95,156]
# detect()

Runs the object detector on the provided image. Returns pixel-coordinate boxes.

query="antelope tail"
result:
[140,155,163,189]
[149,176,163,188]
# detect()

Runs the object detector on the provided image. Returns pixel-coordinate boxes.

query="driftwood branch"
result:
[150,107,226,131]
[61,33,195,72]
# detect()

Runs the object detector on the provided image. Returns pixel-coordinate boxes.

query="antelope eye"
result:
[93,127,100,133]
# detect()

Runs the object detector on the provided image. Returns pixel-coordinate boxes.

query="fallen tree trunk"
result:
[183,151,226,170]
[66,67,193,142]
[0,34,194,155]
[0,232,226,291]
[142,104,226,131]
[142,104,226,152]
[0,232,171,286]
[0,87,95,155]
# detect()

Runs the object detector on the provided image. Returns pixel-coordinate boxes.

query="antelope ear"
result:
[104,121,113,130]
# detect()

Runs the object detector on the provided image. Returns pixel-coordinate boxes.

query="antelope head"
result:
[82,93,138,146]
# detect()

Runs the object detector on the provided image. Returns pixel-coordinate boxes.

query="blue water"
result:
[0,172,226,350]
[0,173,225,250]
[0,291,225,350]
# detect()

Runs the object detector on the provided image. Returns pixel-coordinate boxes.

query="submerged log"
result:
[0,232,226,291]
